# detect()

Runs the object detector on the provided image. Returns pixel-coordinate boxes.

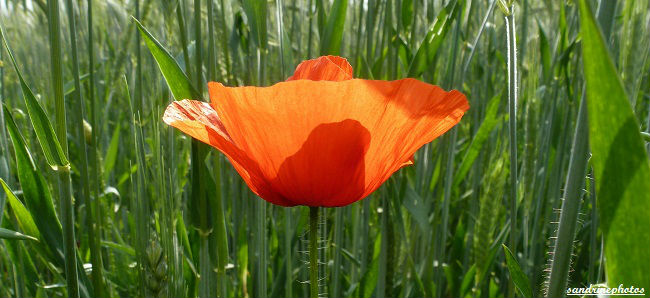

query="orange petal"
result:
[209,78,468,207]
[286,55,353,81]
[163,100,295,206]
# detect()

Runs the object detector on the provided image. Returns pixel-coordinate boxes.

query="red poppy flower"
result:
[163,56,468,207]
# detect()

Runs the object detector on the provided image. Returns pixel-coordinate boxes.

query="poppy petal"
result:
[209,78,468,207]
[163,99,233,144]
[163,99,295,206]
[286,55,353,81]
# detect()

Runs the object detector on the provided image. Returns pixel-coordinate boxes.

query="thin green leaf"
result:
[3,106,65,263]
[579,0,650,291]
[133,17,202,101]
[319,0,347,55]
[1,178,40,240]
[460,265,476,298]
[454,92,503,187]
[103,122,121,180]
[360,234,381,298]
[0,25,69,168]
[100,240,135,257]
[502,244,532,298]
[0,227,38,241]
[403,186,429,232]
[242,0,268,49]
[407,0,458,78]
[537,19,552,83]
[401,0,414,30]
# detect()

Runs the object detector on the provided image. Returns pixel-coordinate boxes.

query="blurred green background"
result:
[0,0,649,297]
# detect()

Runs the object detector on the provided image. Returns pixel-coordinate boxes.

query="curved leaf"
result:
[407,0,458,78]
[0,227,38,241]
[320,0,347,55]
[133,17,202,101]
[3,106,64,263]
[1,178,40,240]
[579,0,650,291]
[503,244,532,298]
[0,25,68,168]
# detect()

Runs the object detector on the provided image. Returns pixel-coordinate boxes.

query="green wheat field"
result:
[0,0,649,297]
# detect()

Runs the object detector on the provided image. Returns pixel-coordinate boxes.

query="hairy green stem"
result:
[309,206,319,298]
[284,208,293,297]
[546,93,589,298]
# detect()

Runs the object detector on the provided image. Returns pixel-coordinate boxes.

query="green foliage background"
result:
[0,0,649,297]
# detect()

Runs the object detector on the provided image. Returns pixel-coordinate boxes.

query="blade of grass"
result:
[242,0,268,50]
[176,0,193,80]
[504,0,519,282]
[134,0,143,113]
[0,26,68,168]
[579,0,650,291]
[319,0,347,55]
[454,92,502,187]
[3,107,64,269]
[194,0,203,94]
[1,178,40,240]
[503,244,532,298]
[546,92,589,297]
[0,227,38,241]
[406,0,458,78]
[86,0,106,295]
[133,17,202,101]
[62,0,103,296]
[46,0,79,295]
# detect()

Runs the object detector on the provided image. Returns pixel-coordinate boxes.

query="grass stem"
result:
[47,0,78,296]
[505,1,519,261]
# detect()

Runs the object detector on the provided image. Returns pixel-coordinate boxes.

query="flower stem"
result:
[309,206,319,298]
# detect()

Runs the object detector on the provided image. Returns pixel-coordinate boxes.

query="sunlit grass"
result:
[0,0,649,297]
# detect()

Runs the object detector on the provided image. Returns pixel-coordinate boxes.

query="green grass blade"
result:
[103,122,121,180]
[193,0,203,94]
[3,106,64,261]
[579,0,650,291]
[454,92,502,187]
[0,227,38,241]
[502,244,532,298]
[406,0,457,78]
[133,17,202,100]
[1,178,40,240]
[319,0,347,55]
[546,96,589,297]
[242,0,268,50]
[0,25,68,168]
[537,20,552,83]
[360,233,381,298]
[504,6,519,289]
